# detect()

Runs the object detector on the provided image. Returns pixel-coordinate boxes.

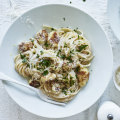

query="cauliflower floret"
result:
[77,68,89,87]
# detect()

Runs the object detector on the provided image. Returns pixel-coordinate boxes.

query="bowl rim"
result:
[1,3,113,118]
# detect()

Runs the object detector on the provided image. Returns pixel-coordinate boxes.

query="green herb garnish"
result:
[70,80,75,86]
[77,45,88,52]
[57,49,61,57]
[63,74,68,80]
[75,66,80,72]
[80,36,84,40]
[39,59,51,67]
[70,76,73,79]
[42,70,48,76]
[31,40,34,43]
[73,29,77,32]
[70,1,72,4]
[62,88,67,95]
[83,0,86,2]
[63,90,67,95]
[51,28,54,31]
[73,28,78,33]
[37,67,41,70]
[75,66,80,73]
[64,42,68,48]
[27,63,30,68]
[20,53,25,59]
[70,49,74,54]
[61,55,66,59]
[22,58,27,63]
[66,55,73,63]
[33,51,36,54]
[78,35,79,39]
[44,41,49,47]
[70,90,75,93]
[63,17,66,21]
[36,54,40,58]
[40,50,44,55]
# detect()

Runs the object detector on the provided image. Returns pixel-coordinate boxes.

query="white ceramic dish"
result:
[113,66,120,91]
[108,0,120,40]
[0,4,113,118]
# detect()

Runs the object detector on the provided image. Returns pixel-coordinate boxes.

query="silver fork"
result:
[0,72,66,106]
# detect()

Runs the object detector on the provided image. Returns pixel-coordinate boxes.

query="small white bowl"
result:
[114,66,120,91]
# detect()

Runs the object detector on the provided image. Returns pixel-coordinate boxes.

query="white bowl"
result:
[0,4,113,118]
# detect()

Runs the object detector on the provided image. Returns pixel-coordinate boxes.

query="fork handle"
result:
[0,72,66,106]
[0,72,37,92]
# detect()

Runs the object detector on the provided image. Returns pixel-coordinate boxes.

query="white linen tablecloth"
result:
[0,0,120,120]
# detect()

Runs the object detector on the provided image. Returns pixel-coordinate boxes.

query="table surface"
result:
[0,0,120,120]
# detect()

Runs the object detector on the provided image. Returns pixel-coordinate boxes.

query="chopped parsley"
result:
[36,67,40,70]
[64,81,69,84]
[57,50,73,62]
[70,49,74,54]
[83,0,86,2]
[66,55,73,63]
[63,74,68,80]
[36,54,40,58]
[63,90,67,95]
[59,54,73,62]
[22,57,27,63]
[77,45,88,52]
[69,36,74,39]
[44,41,49,47]
[20,53,25,59]
[75,66,80,73]
[73,29,77,32]
[74,28,79,33]
[64,42,68,48]
[31,40,34,43]
[80,36,84,40]
[60,54,66,59]
[27,63,30,68]
[39,59,51,67]
[33,51,36,54]
[62,88,67,95]
[69,76,75,87]
[42,70,48,76]
[70,1,72,4]
[70,79,75,86]
[57,49,61,57]
[70,76,73,79]
[70,90,75,93]
[40,50,44,55]
[78,35,79,39]
[63,17,66,21]
[51,28,55,31]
